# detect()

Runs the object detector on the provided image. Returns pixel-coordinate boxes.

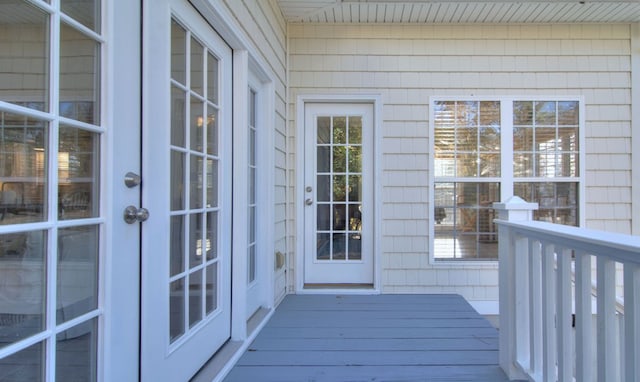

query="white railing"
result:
[494,197,640,382]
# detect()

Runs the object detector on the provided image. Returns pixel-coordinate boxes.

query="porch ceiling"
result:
[276,0,640,23]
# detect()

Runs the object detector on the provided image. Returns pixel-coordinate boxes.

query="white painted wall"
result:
[288,23,633,303]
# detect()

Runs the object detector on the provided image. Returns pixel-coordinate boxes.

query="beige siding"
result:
[289,23,632,301]
[221,0,289,304]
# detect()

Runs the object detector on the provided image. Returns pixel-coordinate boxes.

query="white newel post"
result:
[494,196,538,380]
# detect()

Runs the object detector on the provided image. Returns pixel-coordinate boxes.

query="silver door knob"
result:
[305,198,313,206]
[124,205,150,224]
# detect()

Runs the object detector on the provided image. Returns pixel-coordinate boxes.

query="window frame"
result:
[429,96,586,265]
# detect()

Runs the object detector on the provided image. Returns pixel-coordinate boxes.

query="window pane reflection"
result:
[59,126,99,220]
[57,225,98,324]
[0,113,48,225]
[56,318,98,382]
[0,0,49,112]
[61,0,101,32]
[60,22,100,125]
[0,341,45,381]
[0,230,47,347]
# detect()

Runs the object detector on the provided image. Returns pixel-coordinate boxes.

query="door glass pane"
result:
[315,114,365,262]
[188,270,202,328]
[0,341,45,381]
[317,117,330,143]
[190,155,203,209]
[333,117,346,144]
[189,213,203,269]
[206,158,217,208]
[190,38,204,96]
[190,97,203,152]
[0,0,49,112]
[206,108,218,156]
[348,117,361,144]
[0,113,48,225]
[205,263,217,313]
[171,86,186,147]
[169,278,185,343]
[59,126,99,220]
[61,0,101,32]
[171,20,186,85]
[170,151,185,211]
[60,22,100,125]
[57,225,98,324]
[205,211,217,260]
[170,215,184,276]
[206,53,218,104]
[56,318,98,382]
[0,230,46,347]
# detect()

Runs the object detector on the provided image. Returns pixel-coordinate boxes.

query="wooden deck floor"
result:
[224,294,511,382]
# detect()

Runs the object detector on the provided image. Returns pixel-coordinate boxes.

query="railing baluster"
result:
[541,243,557,382]
[597,257,617,382]
[515,235,530,369]
[529,239,542,378]
[625,264,640,382]
[575,251,593,382]
[557,248,573,382]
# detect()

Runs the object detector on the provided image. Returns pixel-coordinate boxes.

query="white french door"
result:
[303,103,374,285]
[141,1,232,380]
[0,0,106,380]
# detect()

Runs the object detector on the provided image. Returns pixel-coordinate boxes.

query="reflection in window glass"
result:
[433,99,580,260]
[56,318,98,382]
[60,22,100,125]
[0,0,49,112]
[0,230,47,347]
[59,126,99,220]
[57,225,98,324]
[0,112,48,225]
[61,0,101,33]
[0,341,45,381]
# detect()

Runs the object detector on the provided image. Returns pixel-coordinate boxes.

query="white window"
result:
[431,98,583,261]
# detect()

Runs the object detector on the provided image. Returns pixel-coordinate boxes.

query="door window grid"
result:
[248,88,257,284]
[0,0,103,380]
[316,115,363,262]
[432,98,581,260]
[168,18,221,345]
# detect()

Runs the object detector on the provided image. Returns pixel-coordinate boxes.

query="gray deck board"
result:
[224,294,510,382]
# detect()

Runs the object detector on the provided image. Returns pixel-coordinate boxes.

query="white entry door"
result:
[304,103,374,285]
[141,1,232,380]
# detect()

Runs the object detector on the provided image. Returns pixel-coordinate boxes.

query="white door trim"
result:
[295,94,383,293]
[103,0,141,380]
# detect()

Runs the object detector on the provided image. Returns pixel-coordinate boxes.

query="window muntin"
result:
[432,98,581,261]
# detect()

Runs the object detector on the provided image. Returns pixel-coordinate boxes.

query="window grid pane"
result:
[434,99,580,261]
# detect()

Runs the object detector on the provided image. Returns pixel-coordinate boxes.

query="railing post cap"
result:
[493,196,539,211]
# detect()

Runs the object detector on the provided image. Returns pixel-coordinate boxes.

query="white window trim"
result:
[428,96,586,266]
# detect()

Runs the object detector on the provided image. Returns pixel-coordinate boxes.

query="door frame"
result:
[295,94,383,293]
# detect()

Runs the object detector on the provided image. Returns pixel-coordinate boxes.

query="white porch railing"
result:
[494,197,640,382]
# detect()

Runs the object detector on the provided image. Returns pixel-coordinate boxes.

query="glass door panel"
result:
[0,1,103,380]
[304,103,374,285]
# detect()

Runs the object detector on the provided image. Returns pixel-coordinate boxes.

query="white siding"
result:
[221,0,289,304]
[288,23,633,301]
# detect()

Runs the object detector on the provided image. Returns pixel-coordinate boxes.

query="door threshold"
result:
[300,283,379,294]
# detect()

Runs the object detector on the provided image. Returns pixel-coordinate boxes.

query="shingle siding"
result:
[289,23,632,302]
[222,0,289,304]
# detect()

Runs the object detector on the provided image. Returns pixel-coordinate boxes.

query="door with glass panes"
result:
[141,0,232,380]
[304,103,374,285]
[0,0,109,380]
